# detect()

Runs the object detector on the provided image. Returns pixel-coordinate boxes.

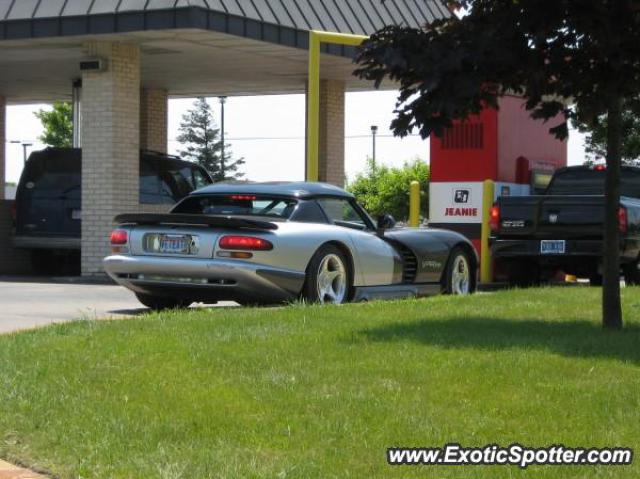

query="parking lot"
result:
[0,277,235,334]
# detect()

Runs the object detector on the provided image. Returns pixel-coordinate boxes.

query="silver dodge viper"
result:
[103,182,478,309]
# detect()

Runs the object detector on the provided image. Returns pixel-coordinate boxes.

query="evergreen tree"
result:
[177,97,244,181]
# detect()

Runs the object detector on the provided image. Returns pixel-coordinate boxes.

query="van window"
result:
[140,159,162,203]
[192,168,210,189]
[23,156,80,193]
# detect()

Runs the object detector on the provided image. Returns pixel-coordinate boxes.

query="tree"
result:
[177,97,244,181]
[355,0,640,329]
[34,101,73,148]
[574,99,640,164]
[348,158,429,222]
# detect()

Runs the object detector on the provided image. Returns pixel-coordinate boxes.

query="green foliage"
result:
[0,288,639,477]
[355,2,640,142]
[34,101,73,148]
[348,158,429,221]
[177,97,245,181]
[574,99,640,164]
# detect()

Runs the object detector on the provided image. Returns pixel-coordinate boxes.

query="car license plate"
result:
[145,234,197,255]
[160,235,192,254]
[72,209,82,220]
[541,240,566,255]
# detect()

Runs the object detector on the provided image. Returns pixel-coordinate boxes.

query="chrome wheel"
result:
[316,253,348,304]
[451,254,471,295]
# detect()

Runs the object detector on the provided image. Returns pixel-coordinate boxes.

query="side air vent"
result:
[442,123,484,149]
[397,244,418,283]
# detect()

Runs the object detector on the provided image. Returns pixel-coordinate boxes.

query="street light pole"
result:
[219,96,227,178]
[10,141,32,164]
[22,143,32,164]
[370,125,378,170]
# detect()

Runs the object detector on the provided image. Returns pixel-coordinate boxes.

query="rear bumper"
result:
[491,238,603,259]
[13,235,80,250]
[103,255,305,303]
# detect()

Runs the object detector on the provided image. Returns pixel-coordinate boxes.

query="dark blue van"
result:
[13,148,212,272]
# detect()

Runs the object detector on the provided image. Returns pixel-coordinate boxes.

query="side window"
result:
[317,198,369,230]
[192,168,211,189]
[140,159,162,204]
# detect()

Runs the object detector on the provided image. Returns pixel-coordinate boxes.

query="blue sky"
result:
[5,90,586,184]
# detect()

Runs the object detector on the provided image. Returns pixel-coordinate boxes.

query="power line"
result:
[167,133,424,142]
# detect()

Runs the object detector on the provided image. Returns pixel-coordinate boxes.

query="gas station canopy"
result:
[0,0,450,101]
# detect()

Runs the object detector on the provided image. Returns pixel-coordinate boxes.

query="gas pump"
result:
[429,94,568,276]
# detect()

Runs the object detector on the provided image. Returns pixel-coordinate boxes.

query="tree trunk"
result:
[602,94,623,330]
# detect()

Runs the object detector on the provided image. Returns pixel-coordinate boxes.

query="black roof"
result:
[193,181,354,199]
[0,1,451,49]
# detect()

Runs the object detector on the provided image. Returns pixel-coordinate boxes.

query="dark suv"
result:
[13,148,212,272]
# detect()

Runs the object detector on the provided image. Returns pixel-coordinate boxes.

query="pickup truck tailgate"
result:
[499,195,605,238]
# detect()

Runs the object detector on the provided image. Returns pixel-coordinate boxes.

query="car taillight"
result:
[110,229,129,253]
[618,206,628,234]
[489,205,501,233]
[219,235,273,251]
[110,230,128,245]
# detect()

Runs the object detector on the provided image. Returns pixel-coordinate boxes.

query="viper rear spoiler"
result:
[114,213,279,231]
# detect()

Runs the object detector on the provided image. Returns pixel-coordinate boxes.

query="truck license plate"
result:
[541,240,566,255]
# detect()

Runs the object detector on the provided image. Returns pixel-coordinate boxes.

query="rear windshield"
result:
[173,195,298,219]
[22,155,80,192]
[547,169,640,198]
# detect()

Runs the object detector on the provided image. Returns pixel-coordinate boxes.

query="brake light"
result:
[110,229,129,254]
[230,195,257,201]
[618,206,628,234]
[110,230,128,245]
[594,164,606,171]
[219,235,273,251]
[489,205,501,233]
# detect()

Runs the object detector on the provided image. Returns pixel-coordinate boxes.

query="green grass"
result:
[1,287,640,478]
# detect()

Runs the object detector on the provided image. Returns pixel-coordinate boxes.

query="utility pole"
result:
[219,96,227,178]
[371,125,378,169]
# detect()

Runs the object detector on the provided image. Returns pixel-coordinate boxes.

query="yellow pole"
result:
[306,32,321,181]
[480,179,495,283]
[409,181,420,227]
[306,31,368,181]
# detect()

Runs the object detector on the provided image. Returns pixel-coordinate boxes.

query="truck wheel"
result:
[623,262,640,286]
[301,244,351,304]
[443,247,476,295]
[589,273,603,286]
[506,261,540,288]
[135,293,192,311]
[30,250,59,275]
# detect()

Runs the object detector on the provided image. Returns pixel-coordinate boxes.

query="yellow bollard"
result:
[409,181,421,227]
[480,179,495,284]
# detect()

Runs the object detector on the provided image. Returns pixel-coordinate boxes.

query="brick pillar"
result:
[140,88,168,153]
[81,42,140,276]
[0,96,5,200]
[318,79,345,186]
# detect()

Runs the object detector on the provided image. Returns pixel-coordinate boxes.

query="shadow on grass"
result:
[359,316,640,364]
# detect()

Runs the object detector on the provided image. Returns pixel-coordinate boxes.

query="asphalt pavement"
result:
[0,277,235,334]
